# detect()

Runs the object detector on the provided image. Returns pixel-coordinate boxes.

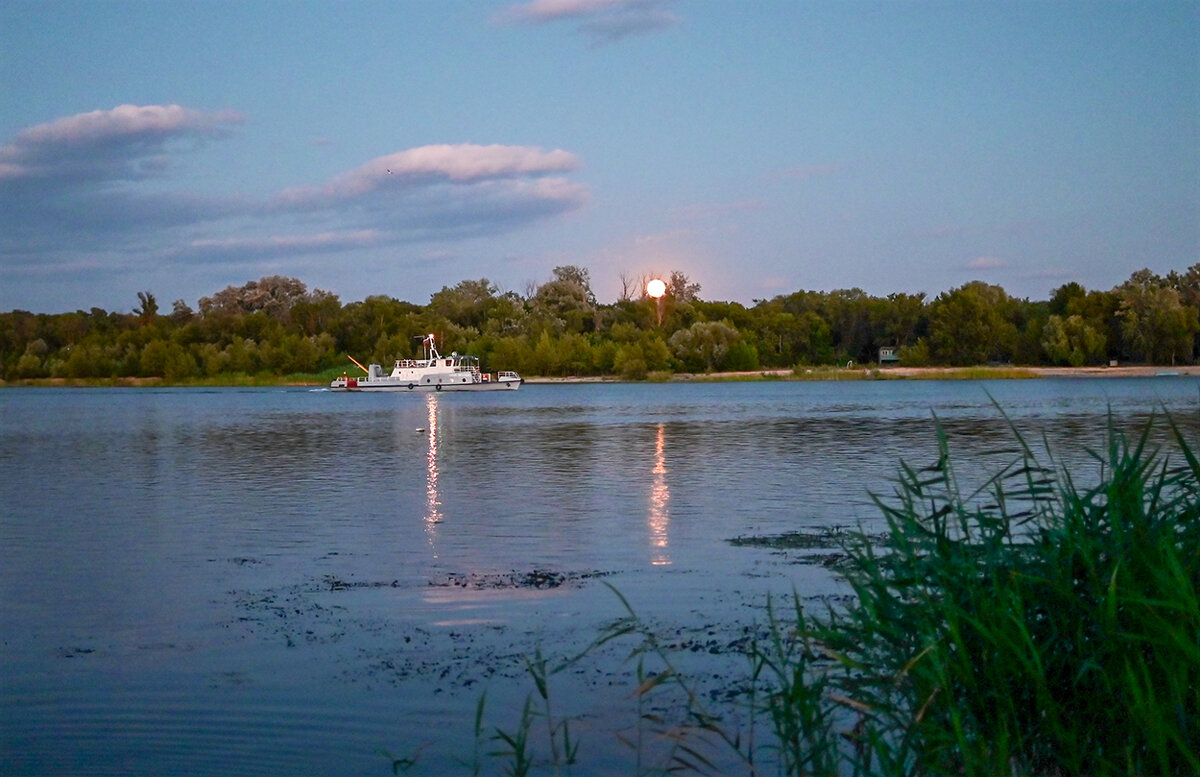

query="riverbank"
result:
[3,364,1195,388]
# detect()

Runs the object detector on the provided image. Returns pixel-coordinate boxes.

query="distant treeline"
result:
[2,265,1199,382]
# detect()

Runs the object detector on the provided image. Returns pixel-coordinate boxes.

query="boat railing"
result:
[497,371,520,381]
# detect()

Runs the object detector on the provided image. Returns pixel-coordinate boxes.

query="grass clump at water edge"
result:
[815,411,1199,776]
[388,413,1199,776]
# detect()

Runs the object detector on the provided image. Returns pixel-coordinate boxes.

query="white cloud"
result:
[266,145,590,251]
[0,104,242,182]
[13,104,239,147]
[276,144,580,207]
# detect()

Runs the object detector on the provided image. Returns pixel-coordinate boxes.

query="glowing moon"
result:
[646,278,667,298]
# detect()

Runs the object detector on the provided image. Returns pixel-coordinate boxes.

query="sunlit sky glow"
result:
[1,1,1196,313]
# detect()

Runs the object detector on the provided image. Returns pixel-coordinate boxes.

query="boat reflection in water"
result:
[648,422,671,565]
[424,392,442,552]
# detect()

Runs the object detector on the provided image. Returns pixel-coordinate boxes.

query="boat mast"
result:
[419,332,440,362]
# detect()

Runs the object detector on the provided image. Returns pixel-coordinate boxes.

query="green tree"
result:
[332,295,423,360]
[289,292,341,336]
[899,338,932,366]
[14,337,48,378]
[162,344,199,382]
[269,333,322,374]
[724,340,759,371]
[639,334,673,372]
[1041,314,1106,366]
[1116,271,1198,364]
[818,288,876,364]
[748,298,837,366]
[552,265,596,302]
[530,330,562,375]
[15,351,44,378]
[139,339,171,376]
[428,278,499,331]
[874,292,928,349]
[530,267,596,334]
[135,291,159,323]
[667,270,701,303]
[1064,288,1121,361]
[557,333,596,375]
[668,320,741,371]
[591,338,618,374]
[225,337,261,374]
[170,299,195,324]
[487,335,531,376]
[1048,282,1087,316]
[928,282,1019,365]
[199,343,230,377]
[613,343,649,380]
[198,276,329,320]
[1010,298,1050,365]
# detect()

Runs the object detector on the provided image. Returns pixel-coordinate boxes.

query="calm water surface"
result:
[2,378,1198,775]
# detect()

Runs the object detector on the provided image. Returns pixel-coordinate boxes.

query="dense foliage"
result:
[3,265,1199,382]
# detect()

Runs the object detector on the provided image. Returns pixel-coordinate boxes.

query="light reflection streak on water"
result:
[424,393,442,553]
[649,422,670,565]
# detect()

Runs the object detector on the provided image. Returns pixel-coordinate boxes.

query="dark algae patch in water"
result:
[321,568,613,591]
[431,569,613,589]
[727,526,888,568]
[728,525,892,549]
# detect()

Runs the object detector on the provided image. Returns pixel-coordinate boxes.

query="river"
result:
[2,378,1197,775]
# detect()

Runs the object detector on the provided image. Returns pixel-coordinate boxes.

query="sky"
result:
[1,0,1197,314]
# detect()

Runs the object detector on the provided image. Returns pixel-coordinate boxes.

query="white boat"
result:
[330,334,521,392]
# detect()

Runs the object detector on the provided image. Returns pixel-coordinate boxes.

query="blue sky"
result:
[1,0,1196,313]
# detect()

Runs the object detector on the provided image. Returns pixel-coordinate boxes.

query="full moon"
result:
[646,278,667,298]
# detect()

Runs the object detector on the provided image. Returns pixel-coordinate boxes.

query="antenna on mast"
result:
[413,332,439,361]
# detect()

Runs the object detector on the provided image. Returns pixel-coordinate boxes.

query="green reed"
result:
[815,411,1200,776]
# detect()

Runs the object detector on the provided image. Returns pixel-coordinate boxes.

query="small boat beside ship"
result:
[330,333,521,392]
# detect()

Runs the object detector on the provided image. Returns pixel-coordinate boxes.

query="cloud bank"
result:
[0,106,589,274]
[277,144,581,207]
[0,104,243,183]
